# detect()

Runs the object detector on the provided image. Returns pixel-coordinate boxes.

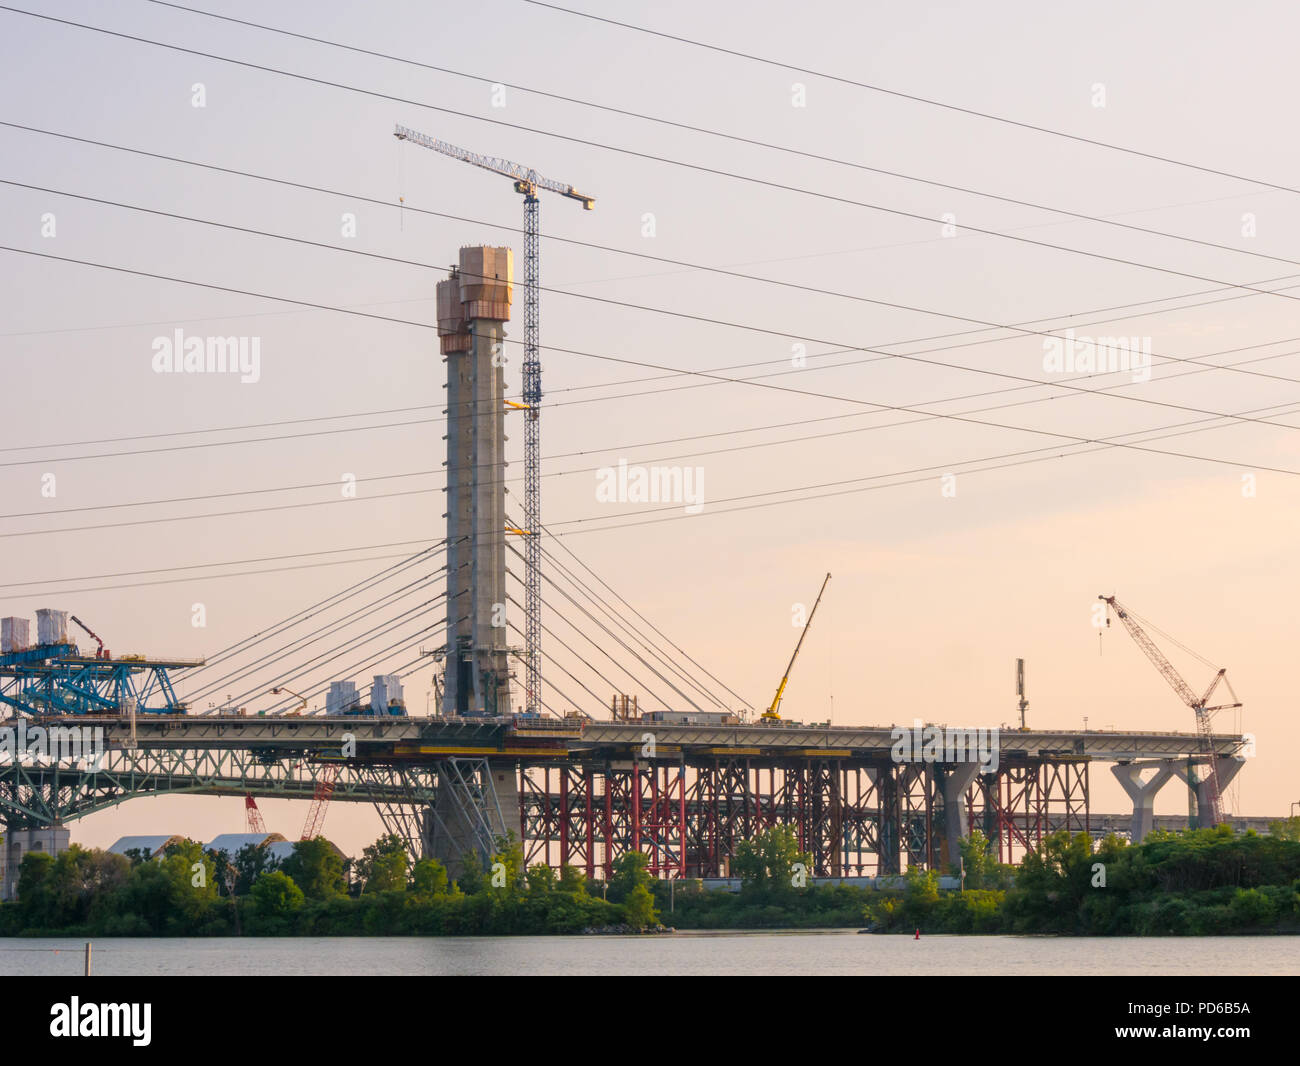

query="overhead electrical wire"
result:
[521,0,1300,197]
[3,9,1300,308]
[8,120,1300,393]
[4,246,1299,482]
[137,1,1300,274]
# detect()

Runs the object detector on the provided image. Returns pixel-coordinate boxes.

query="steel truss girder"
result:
[0,746,437,833]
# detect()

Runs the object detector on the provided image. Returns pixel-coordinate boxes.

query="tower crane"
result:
[395,125,594,718]
[763,573,831,722]
[1099,595,1241,827]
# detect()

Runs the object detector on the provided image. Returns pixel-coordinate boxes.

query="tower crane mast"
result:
[395,124,594,716]
[1099,595,1241,827]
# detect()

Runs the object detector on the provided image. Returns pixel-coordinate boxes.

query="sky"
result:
[1,0,1297,857]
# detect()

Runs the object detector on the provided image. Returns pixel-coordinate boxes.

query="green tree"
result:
[359,834,409,893]
[158,838,218,925]
[486,833,527,898]
[1269,816,1300,842]
[411,858,452,897]
[732,826,811,894]
[526,863,556,895]
[457,852,487,895]
[558,863,589,896]
[251,869,305,919]
[282,837,345,899]
[608,850,652,903]
[623,883,658,930]
[228,842,278,895]
[957,830,994,889]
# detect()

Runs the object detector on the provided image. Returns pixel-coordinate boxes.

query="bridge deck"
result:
[5,715,1247,762]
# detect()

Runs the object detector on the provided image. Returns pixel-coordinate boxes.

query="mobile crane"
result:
[1099,594,1241,827]
[762,573,831,722]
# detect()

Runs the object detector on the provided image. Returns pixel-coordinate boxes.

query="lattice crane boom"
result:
[1099,595,1241,827]
[395,123,595,716]
[244,793,266,834]
[393,126,595,207]
[763,573,831,721]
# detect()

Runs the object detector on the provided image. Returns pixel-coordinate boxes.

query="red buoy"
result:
[914,928,920,940]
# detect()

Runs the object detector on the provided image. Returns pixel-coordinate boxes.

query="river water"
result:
[4,933,1296,976]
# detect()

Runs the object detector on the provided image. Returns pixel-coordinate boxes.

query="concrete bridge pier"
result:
[1169,757,1246,828]
[938,763,981,868]
[1112,760,1177,842]
[425,759,520,881]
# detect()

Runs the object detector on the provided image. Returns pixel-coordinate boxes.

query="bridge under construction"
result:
[0,243,1253,891]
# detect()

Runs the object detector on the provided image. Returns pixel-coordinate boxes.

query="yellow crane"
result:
[763,573,831,722]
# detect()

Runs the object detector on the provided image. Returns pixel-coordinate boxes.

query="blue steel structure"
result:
[0,644,200,716]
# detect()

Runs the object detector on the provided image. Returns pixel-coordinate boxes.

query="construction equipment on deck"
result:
[271,686,308,716]
[1099,594,1241,827]
[394,124,594,719]
[763,573,831,722]
[70,615,110,661]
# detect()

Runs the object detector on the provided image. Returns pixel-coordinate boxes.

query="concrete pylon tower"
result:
[437,246,514,717]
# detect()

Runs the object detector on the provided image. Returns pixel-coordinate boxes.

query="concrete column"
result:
[1169,757,1246,827]
[939,762,980,869]
[438,247,514,718]
[1111,760,1176,842]
[426,761,521,883]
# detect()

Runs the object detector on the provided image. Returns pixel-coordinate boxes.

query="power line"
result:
[17,175,1300,392]
[5,245,1300,484]
[0,537,434,592]
[9,119,1300,410]
[0,401,438,454]
[0,547,432,602]
[0,480,441,540]
[11,331,1292,524]
[4,10,1300,308]
[521,0,1300,197]
[0,468,437,520]
[542,397,1300,537]
[142,1,1300,274]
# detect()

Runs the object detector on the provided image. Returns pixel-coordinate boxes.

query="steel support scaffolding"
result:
[519,757,1093,878]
